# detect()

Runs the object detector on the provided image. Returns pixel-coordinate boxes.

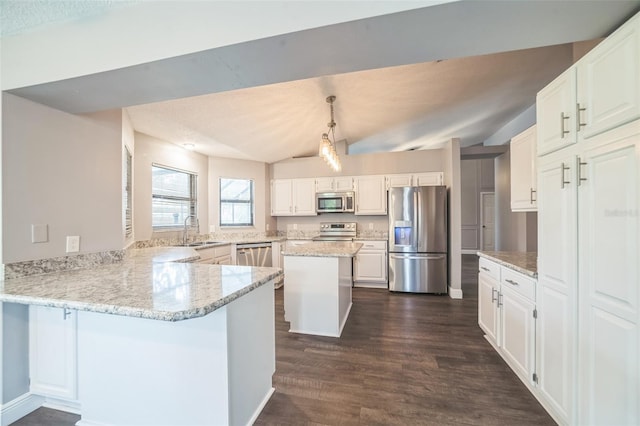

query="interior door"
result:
[481,192,495,251]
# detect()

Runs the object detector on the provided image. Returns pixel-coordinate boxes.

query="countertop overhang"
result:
[282,242,363,258]
[0,247,283,321]
[477,251,537,278]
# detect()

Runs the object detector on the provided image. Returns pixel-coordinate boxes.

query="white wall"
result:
[133,132,209,242]
[461,159,495,251]
[2,94,123,263]
[208,157,271,234]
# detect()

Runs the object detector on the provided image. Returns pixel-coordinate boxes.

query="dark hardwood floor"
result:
[12,255,554,425]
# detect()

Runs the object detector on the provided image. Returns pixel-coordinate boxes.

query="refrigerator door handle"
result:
[389,254,446,261]
[413,188,419,250]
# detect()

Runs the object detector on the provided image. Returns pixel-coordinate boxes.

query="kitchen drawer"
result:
[501,268,535,302]
[479,257,501,281]
[354,240,387,250]
[213,244,231,257]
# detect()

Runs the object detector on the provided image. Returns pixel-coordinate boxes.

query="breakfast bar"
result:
[282,242,362,338]
[0,247,283,426]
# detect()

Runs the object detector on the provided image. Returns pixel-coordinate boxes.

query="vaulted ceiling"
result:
[3,1,640,163]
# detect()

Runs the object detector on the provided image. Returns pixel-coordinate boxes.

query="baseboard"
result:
[1,393,44,426]
[448,286,463,299]
[461,249,479,255]
[245,387,275,426]
[42,397,81,415]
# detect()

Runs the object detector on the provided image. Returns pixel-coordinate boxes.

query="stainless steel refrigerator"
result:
[388,186,448,293]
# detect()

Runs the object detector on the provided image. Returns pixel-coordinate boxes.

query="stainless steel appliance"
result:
[388,186,447,293]
[312,222,356,241]
[236,242,273,267]
[316,192,355,213]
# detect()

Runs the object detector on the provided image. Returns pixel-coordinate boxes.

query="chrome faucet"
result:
[183,215,199,245]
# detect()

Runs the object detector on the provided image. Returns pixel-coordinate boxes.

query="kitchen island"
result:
[282,242,362,337]
[0,247,283,426]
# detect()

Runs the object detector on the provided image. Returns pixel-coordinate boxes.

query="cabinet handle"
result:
[480,266,490,272]
[497,292,503,307]
[560,162,570,189]
[530,188,536,203]
[560,112,570,138]
[576,103,587,132]
[505,279,519,286]
[577,156,587,186]
[491,288,497,303]
[63,308,72,320]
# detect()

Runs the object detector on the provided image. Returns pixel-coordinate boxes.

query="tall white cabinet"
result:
[535,11,640,425]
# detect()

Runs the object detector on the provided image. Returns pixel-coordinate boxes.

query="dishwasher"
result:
[236,243,273,267]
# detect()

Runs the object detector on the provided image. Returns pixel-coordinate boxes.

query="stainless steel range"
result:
[312,222,357,241]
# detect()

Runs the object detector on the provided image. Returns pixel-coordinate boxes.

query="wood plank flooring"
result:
[12,255,554,425]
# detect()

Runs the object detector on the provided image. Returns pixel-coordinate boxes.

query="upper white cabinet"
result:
[353,175,387,215]
[386,172,443,188]
[510,125,537,211]
[30,306,78,402]
[538,13,640,157]
[316,176,353,192]
[576,15,640,140]
[270,179,317,216]
[537,68,577,156]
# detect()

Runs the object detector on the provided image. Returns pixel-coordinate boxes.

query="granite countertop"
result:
[282,242,363,258]
[477,251,538,278]
[354,236,389,241]
[0,247,283,322]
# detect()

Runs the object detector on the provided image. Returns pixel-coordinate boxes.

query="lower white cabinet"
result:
[478,257,537,386]
[195,244,232,265]
[29,306,78,402]
[353,240,387,288]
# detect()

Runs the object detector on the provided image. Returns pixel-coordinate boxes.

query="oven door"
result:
[316,193,345,213]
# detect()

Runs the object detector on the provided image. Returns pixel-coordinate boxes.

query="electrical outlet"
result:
[66,236,80,253]
[266,224,270,231]
[293,224,298,230]
[369,223,374,230]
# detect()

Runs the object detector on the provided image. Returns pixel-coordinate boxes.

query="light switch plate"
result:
[66,236,80,253]
[31,224,48,243]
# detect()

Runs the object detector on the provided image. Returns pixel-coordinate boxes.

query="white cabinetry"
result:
[354,175,387,215]
[386,172,443,188]
[316,176,353,192]
[537,13,640,157]
[196,244,232,265]
[510,125,537,211]
[576,122,640,425]
[270,179,317,216]
[29,306,78,403]
[534,13,640,423]
[478,258,537,387]
[353,240,387,288]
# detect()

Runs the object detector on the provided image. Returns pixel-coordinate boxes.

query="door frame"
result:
[480,191,495,251]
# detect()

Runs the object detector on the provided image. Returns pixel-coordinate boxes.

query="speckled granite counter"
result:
[0,247,283,321]
[282,242,363,258]
[477,251,538,278]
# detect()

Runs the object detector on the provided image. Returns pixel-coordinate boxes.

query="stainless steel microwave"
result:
[316,191,355,213]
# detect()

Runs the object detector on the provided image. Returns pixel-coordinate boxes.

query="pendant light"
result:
[318,95,342,172]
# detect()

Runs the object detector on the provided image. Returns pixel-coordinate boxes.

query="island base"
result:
[76,282,275,426]
[284,256,353,337]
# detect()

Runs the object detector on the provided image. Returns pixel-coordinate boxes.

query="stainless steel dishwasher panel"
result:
[236,243,273,267]
[388,253,447,293]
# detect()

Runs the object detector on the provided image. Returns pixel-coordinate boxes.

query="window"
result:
[152,164,197,229]
[124,147,133,238]
[220,178,254,227]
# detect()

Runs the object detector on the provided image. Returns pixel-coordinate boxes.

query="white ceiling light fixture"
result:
[182,143,195,150]
[318,95,342,172]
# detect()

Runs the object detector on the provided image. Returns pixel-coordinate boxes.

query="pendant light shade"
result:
[318,96,342,172]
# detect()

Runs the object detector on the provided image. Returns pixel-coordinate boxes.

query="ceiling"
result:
[3,1,640,163]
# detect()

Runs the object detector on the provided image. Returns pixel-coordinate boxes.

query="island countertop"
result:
[477,251,538,278]
[282,241,363,258]
[0,247,283,321]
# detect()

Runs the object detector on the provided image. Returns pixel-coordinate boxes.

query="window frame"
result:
[151,163,198,231]
[219,177,255,228]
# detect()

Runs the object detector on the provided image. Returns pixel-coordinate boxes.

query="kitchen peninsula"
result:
[0,247,283,426]
[282,242,362,337]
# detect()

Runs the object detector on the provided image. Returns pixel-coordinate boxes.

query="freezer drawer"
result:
[388,253,447,294]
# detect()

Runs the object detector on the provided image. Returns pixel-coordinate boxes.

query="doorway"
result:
[480,192,495,251]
